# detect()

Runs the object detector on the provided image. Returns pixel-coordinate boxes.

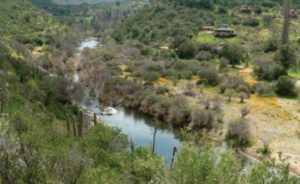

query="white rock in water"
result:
[100,107,117,116]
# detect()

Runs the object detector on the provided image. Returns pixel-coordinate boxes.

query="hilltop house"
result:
[290,9,298,18]
[202,26,216,33]
[241,4,253,13]
[214,27,236,38]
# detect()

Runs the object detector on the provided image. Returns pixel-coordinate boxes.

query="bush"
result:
[156,86,170,95]
[196,51,213,61]
[167,96,191,126]
[218,7,227,14]
[176,40,197,59]
[226,119,251,148]
[198,67,220,86]
[275,76,297,97]
[219,44,245,67]
[219,76,250,94]
[253,82,275,97]
[264,38,278,53]
[254,60,286,81]
[191,108,216,130]
[275,45,296,69]
[254,7,262,14]
[143,72,159,82]
[243,18,260,27]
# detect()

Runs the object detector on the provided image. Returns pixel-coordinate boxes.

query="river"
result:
[76,38,300,177]
[77,38,182,165]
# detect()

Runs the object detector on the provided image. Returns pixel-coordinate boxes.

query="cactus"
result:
[78,111,84,137]
[93,113,97,126]
[66,114,70,134]
[130,138,135,152]
[72,116,78,137]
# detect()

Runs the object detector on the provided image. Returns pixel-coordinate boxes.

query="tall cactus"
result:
[72,116,78,137]
[93,113,97,126]
[66,114,71,134]
[78,111,84,137]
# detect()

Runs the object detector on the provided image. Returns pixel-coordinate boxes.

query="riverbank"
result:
[69,38,183,165]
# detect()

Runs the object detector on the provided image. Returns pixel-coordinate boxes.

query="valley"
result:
[0,0,300,183]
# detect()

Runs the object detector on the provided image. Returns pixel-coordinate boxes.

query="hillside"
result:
[51,0,125,5]
[0,0,68,39]
[1,0,300,183]
[102,0,300,175]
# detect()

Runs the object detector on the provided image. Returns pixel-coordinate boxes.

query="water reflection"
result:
[78,38,182,165]
[102,107,182,165]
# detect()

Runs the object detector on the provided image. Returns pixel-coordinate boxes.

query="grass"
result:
[288,69,300,79]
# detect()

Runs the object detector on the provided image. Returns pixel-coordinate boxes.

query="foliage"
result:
[275,76,298,97]
[242,18,260,27]
[253,82,275,97]
[219,44,245,66]
[254,60,287,81]
[275,45,296,69]
[170,145,241,184]
[226,118,251,148]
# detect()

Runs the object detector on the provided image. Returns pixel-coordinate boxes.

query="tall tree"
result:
[282,0,292,44]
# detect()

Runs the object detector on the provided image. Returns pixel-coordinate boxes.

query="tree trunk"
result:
[282,0,291,45]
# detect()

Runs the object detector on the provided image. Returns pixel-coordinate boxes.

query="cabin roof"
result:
[215,27,234,32]
[202,26,215,29]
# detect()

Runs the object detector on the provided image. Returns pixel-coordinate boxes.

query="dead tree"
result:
[171,147,177,168]
[152,126,158,154]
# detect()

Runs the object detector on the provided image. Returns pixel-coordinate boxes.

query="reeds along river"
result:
[77,38,182,166]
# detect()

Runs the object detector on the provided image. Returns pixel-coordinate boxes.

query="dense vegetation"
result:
[0,0,300,183]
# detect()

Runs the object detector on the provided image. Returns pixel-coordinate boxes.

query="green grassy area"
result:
[288,70,300,79]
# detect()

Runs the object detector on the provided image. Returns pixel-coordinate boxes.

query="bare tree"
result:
[239,92,247,103]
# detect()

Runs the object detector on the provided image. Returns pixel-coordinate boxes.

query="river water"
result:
[78,38,182,165]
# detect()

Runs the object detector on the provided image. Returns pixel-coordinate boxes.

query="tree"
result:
[176,40,197,59]
[282,0,292,44]
[226,118,251,147]
[224,88,234,102]
[219,44,245,67]
[275,45,296,69]
[191,107,216,130]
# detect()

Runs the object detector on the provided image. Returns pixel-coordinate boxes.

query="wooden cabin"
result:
[214,27,236,38]
[290,9,298,18]
[202,26,216,33]
[241,4,253,13]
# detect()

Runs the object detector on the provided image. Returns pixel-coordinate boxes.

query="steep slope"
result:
[0,0,68,39]
[51,0,125,5]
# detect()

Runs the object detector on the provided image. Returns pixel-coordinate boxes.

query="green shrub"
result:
[226,119,251,148]
[275,76,297,97]
[198,67,220,86]
[191,108,216,130]
[264,38,278,53]
[253,82,275,97]
[243,18,260,27]
[219,44,245,67]
[254,60,286,81]
[176,40,197,59]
